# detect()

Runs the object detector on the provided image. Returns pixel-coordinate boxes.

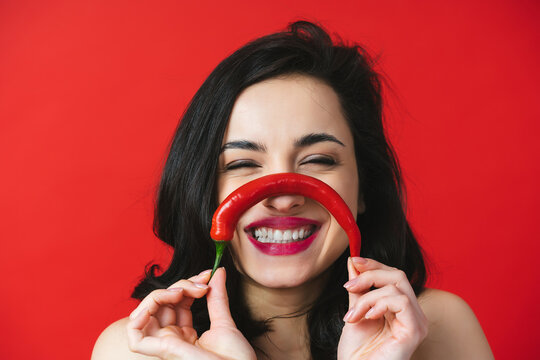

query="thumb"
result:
[206,267,236,329]
[347,257,359,281]
[346,257,360,306]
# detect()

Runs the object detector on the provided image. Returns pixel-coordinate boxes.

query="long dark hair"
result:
[132,20,427,359]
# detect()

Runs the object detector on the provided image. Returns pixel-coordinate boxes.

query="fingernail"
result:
[167,287,183,292]
[365,307,375,319]
[343,308,355,322]
[352,257,368,265]
[200,269,212,275]
[343,279,355,289]
[194,283,209,289]
[130,306,148,320]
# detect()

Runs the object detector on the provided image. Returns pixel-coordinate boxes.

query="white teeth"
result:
[283,230,292,241]
[252,226,314,243]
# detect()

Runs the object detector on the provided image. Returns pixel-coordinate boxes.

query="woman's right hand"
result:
[127,268,256,360]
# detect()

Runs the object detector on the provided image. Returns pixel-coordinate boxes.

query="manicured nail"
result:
[352,257,368,265]
[200,269,212,275]
[365,307,375,319]
[194,283,209,289]
[343,279,355,289]
[343,308,355,322]
[167,287,183,292]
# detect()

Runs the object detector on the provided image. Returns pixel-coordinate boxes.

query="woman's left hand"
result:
[338,257,428,360]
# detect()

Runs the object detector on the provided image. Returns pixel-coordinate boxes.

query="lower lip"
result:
[247,230,319,256]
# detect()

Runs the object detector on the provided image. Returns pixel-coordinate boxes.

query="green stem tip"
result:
[210,241,228,280]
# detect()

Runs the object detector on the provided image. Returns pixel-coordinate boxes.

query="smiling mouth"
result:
[246,224,319,244]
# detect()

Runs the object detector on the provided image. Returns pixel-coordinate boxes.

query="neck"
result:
[242,271,329,359]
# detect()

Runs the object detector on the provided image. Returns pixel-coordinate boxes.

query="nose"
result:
[262,193,305,213]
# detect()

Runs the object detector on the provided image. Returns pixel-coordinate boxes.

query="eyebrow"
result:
[220,132,344,153]
[294,133,345,148]
[220,140,267,153]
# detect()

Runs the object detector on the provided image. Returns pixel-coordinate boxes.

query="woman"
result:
[92,21,494,359]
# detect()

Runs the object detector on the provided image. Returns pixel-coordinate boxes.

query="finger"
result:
[344,268,416,300]
[346,258,364,313]
[343,284,402,323]
[350,257,395,273]
[347,257,360,281]
[349,258,418,304]
[131,280,210,321]
[192,269,212,283]
[144,314,163,336]
[346,258,362,314]
[129,288,186,321]
[130,270,212,326]
[127,307,164,355]
[155,304,178,327]
[206,267,236,329]
[165,269,211,289]
[156,325,198,345]
[361,294,424,334]
[154,272,210,327]
[127,311,219,359]
[174,272,212,328]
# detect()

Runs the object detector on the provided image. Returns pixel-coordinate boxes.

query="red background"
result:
[1,1,539,359]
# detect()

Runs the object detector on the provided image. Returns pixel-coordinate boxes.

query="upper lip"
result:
[245,217,321,231]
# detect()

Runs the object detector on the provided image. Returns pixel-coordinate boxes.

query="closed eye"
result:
[300,155,337,166]
[223,160,261,171]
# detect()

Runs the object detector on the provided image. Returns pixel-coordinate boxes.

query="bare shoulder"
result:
[413,288,494,360]
[91,317,160,360]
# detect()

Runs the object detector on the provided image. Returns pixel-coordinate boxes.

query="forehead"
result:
[224,75,352,143]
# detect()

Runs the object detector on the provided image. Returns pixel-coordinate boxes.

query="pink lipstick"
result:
[245,217,321,255]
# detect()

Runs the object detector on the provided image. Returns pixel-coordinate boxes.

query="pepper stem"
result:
[210,240,228,280]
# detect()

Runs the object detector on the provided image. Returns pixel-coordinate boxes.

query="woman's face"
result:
[217,75,363,288]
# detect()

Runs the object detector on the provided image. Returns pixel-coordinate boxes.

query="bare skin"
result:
[92,76,494,359]
[241,266,330,359]
[92,281,494,360]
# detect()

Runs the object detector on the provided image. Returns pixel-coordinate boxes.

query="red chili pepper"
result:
[209,173,361,277]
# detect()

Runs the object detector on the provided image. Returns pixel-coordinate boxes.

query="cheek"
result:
[327,218,350,249]
[226,231,249,274]
[216,175,257,204]
[216,177,230,204]
[334,175,359,216]
[216,177,239,204]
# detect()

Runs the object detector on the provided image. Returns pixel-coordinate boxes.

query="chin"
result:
[255,275,309,289]
[243,263,313,288]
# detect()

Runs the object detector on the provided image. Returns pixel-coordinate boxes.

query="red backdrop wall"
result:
[1,0,538,359]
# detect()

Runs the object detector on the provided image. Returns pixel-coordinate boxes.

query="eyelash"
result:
[224,156,337,171]
[224,161,261,171]
[301,156,337,166]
